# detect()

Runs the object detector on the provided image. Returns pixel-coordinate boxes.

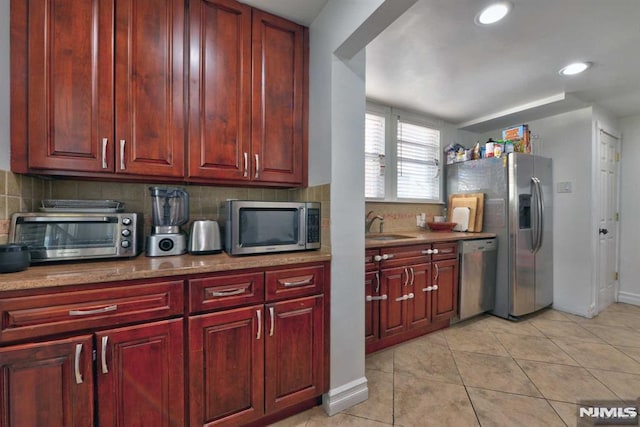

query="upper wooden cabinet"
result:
[11,0,186,178]
[12,0,308,187]
[188,2,308,186]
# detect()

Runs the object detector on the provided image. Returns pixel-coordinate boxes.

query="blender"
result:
[146,187,189,256]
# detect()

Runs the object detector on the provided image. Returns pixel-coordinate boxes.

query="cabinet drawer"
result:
[432,242,458,261]
[365,249,379,272]
[188,271,264,313]
[379,244,432,268]
[266,265,324,301]
[0,280,184,344]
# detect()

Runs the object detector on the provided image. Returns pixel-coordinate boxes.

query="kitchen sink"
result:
[366,234,415,241]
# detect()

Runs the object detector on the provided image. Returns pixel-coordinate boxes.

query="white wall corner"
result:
[552,302,596,319]
[322,376,368,416]
[617,291,640,306]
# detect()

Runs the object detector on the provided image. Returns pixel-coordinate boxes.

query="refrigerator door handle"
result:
[531,176,544,253]
[530,177,539,252]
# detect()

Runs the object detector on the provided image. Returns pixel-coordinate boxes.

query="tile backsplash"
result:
[0,169,330,248]
[365,202,443,233]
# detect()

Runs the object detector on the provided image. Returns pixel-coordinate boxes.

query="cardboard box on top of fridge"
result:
[502,124,531,153]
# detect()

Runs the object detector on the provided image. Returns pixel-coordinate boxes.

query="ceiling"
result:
[366,0,640,131]
[242,0,640,133]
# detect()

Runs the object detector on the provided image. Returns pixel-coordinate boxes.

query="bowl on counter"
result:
[426,222,457,232]
[0,244,31,273]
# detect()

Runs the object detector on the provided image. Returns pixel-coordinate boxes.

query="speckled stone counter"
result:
[365,230,496,249]
[0,250,332,293]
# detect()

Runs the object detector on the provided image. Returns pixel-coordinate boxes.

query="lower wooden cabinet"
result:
[0,335,94,427]
[189,296,325,426]
[0,319,184,427]
[366,242,458,353]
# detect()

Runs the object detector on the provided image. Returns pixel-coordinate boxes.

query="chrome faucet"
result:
[365,210,384,233]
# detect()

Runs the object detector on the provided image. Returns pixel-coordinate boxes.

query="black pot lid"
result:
[0,244,29,253]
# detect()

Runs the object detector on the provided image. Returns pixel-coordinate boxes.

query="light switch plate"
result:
[557,181,572,193]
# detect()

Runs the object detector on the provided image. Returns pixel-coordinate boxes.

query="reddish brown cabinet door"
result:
[251,10,306,185]
[407,263,432,330]
[188,305,264,427]
[96,319,184,427]
[431,259,459,323]
[18,0,115,173]
[188,0,252,181]
[114,0,186,177]
[379,267,408,338]
[265,295,323,413]
[0,335,94,427]
[364,271,380,346]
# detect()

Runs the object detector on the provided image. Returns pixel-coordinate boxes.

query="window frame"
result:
[365,101,443,204]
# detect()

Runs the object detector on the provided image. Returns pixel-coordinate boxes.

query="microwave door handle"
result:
[21,217,112,223]
[300,206,307,248]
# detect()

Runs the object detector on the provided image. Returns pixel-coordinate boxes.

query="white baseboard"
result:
[322,376,368,416]
[551,303,595,318]
[617,291,640,306]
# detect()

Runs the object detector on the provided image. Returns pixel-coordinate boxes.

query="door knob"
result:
[599,228,609,235]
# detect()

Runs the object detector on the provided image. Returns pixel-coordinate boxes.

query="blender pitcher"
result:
[146,187,190,256]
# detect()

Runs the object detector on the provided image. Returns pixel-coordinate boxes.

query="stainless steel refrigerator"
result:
[446,154,553,319]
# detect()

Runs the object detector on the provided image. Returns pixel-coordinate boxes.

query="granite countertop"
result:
[0,250,332,293]
[365,230,496,249]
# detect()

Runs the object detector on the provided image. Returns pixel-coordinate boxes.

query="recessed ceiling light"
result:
[476,2,512,25]
[559,62,592,76]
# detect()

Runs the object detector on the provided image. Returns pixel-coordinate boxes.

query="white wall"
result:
[308,0,417,415]
[0,0,10,170]
[619,114,640,305]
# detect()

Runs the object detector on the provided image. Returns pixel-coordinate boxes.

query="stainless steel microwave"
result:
[224,201,321,255]
[9,212,142,262]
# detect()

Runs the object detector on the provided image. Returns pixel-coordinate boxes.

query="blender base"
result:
[146,233,187,257]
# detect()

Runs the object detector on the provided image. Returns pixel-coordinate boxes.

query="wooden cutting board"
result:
[448,193,485,232]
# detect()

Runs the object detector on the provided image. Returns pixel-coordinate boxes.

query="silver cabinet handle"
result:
[366,295,388,302]
[434,264,439,282]
[256,309,262,340]
[433,249,439,255]
[243,152,248,177]
[69,304,117,316]
[432,285,439,290]
[375,272,380,293]
[74,343,83,384]
[407,292,414,299]
[269,306,275,336]
[102,138,108,169]
[403,268,410,287]
[381,254,394,260]
[409,267,415,286]
[101,336,109,374]
[374,255,382,262]
[208,288,245,297]
[119,140,126,170]
[282,278,313,288]
[255,154,260,179]
[422,286,433,292]
[421,249,433,255]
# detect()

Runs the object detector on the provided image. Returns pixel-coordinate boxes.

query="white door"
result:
[597,129,620,313]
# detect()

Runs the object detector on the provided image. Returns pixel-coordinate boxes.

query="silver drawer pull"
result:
[381,254,394,260]
[374,255,382,262]
[366,295,388,302]
[69,305,117,316]
[421,249,433,255]
[282,278,313,288]
[432,285,439,291]
[74,343,83,384]
[101,336,109,374]
[396,294,413,302]
[433,249,439,254]
[422,286,433,292]
[208,288,245,297]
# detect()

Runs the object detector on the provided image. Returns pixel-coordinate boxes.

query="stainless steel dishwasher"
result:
[458,238,497,320]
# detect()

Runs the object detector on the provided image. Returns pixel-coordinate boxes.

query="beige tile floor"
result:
[271,303,640,427]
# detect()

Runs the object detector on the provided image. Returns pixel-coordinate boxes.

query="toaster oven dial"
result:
[121,229,131,237]
[122,217,132,225]
[121,240,131,248]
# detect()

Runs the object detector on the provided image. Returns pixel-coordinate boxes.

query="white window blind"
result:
[365,112,386,198]
[396,119,440,200]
